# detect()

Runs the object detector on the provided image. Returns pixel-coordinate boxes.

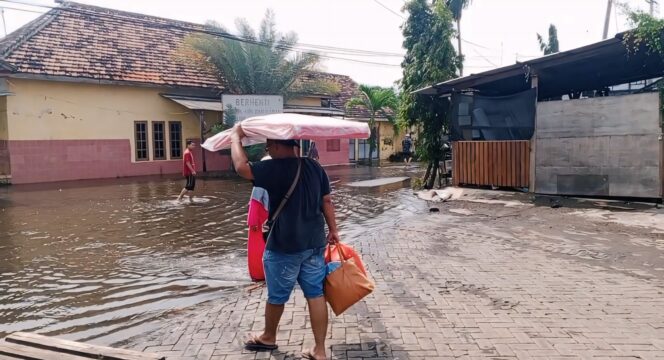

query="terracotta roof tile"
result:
[1,1,222,89]
[295,71,390,120]
[0,1,380,119]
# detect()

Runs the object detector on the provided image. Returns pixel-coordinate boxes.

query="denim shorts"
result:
[263,246,326,305]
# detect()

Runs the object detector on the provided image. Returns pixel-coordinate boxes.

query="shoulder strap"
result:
[269,158,302,223]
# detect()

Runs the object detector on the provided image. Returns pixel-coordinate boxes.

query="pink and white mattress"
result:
[201,114,370,152]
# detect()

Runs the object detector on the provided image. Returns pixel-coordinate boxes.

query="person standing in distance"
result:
[308,141,320,162]
[402,133,414,165]
[177,140,197,202]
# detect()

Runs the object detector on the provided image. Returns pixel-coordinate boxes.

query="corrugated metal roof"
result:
[414,31,664,99]
[163,95,223,111]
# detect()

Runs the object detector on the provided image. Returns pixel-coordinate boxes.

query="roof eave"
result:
[0,61,16,72]
[6,72,223,92]
[413,33,627,96]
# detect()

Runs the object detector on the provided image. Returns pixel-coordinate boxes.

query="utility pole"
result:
[500,42,504,66]
[603,0,613,40]
[1,8,6,38]
[647,0,657,15]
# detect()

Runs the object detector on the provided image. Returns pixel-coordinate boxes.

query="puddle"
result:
[0,166,426,344]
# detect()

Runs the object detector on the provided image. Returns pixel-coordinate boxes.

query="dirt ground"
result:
[431,188,664,284]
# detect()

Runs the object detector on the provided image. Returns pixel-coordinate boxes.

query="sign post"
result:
[221,95,284,126]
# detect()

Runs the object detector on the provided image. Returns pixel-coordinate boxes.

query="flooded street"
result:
[0,166,423,345]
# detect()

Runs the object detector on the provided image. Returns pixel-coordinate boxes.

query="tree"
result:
[400,0,460,188]
[537,24,560,55]
[446,0,471,76]
[185,9,338,161]
[346,85,399,165]
[187,10,338,121]
[621,5,664,115]
[621,4,664,57]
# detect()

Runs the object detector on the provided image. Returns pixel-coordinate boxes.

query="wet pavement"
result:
[4,166,664,359]
[0,165,423,345]
[122,186,664,360]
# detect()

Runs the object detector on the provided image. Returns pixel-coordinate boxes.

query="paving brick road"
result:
[128,198,664,359]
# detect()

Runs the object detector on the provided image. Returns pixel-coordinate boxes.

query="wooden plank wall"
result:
[453,141,530,188]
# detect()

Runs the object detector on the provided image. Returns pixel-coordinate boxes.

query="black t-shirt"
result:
[250,157,331,253]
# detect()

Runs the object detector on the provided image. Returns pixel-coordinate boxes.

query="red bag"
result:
[325,243,367,276]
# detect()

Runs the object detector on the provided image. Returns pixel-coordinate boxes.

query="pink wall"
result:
[0,140,9,176]
[8,139,230,184]
[204,150,232,172]
[318,139,350,166]
[185,137,232,173]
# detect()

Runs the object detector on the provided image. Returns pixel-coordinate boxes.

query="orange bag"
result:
[324,245,375,316]
[325,243,367,276]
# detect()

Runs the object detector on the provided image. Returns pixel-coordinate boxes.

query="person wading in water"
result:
[177,140,197,202]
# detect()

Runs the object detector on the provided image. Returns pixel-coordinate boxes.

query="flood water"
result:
[0,166,424,345]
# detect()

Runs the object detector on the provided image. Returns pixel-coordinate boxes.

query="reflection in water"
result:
[0,166,423,344]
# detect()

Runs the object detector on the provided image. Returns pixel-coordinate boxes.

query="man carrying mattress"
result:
[230,125,340,360]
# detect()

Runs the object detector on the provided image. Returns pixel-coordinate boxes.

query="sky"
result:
[1,0,660,87]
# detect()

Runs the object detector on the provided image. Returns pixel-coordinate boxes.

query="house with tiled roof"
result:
[0,1,397,184]
[293,71,409,163]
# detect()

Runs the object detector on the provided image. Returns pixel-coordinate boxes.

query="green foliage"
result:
[346,85,399,164]
[411,177,424,190]
[537,24,560,55]
[209,122,228,135]
[223,105,238,127]
[188,10,333,97]
[617,6,664,120]
[289,80,341,98]
[400,0,459,157]
[400,0,459,187]
[445,0,471,21]
[246,144,266,162]
[206,105,236,136]
[445,0,471,75]
[621,5,664,56]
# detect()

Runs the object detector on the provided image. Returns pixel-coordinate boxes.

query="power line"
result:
[0,5,42,13]
[0,0,407,60]
[0,0,548,74]
[3,0,544,70]
[0,1,403,66]
[469,46,498,67]
[5,0,516,66]
[5,0,530,65]
[281,43,404,57]
[0,8,5,37]
[3,3,405,67]
[461,38,499,52]
[372,0,405,19]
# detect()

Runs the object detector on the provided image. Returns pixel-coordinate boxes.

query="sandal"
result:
[301,350,326,360]
[244,335,278,351]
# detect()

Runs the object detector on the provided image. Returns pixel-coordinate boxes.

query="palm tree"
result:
[446,0,471,76]
[188,10,335,99]
[346,85,399,165]
[537,24,560,55]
